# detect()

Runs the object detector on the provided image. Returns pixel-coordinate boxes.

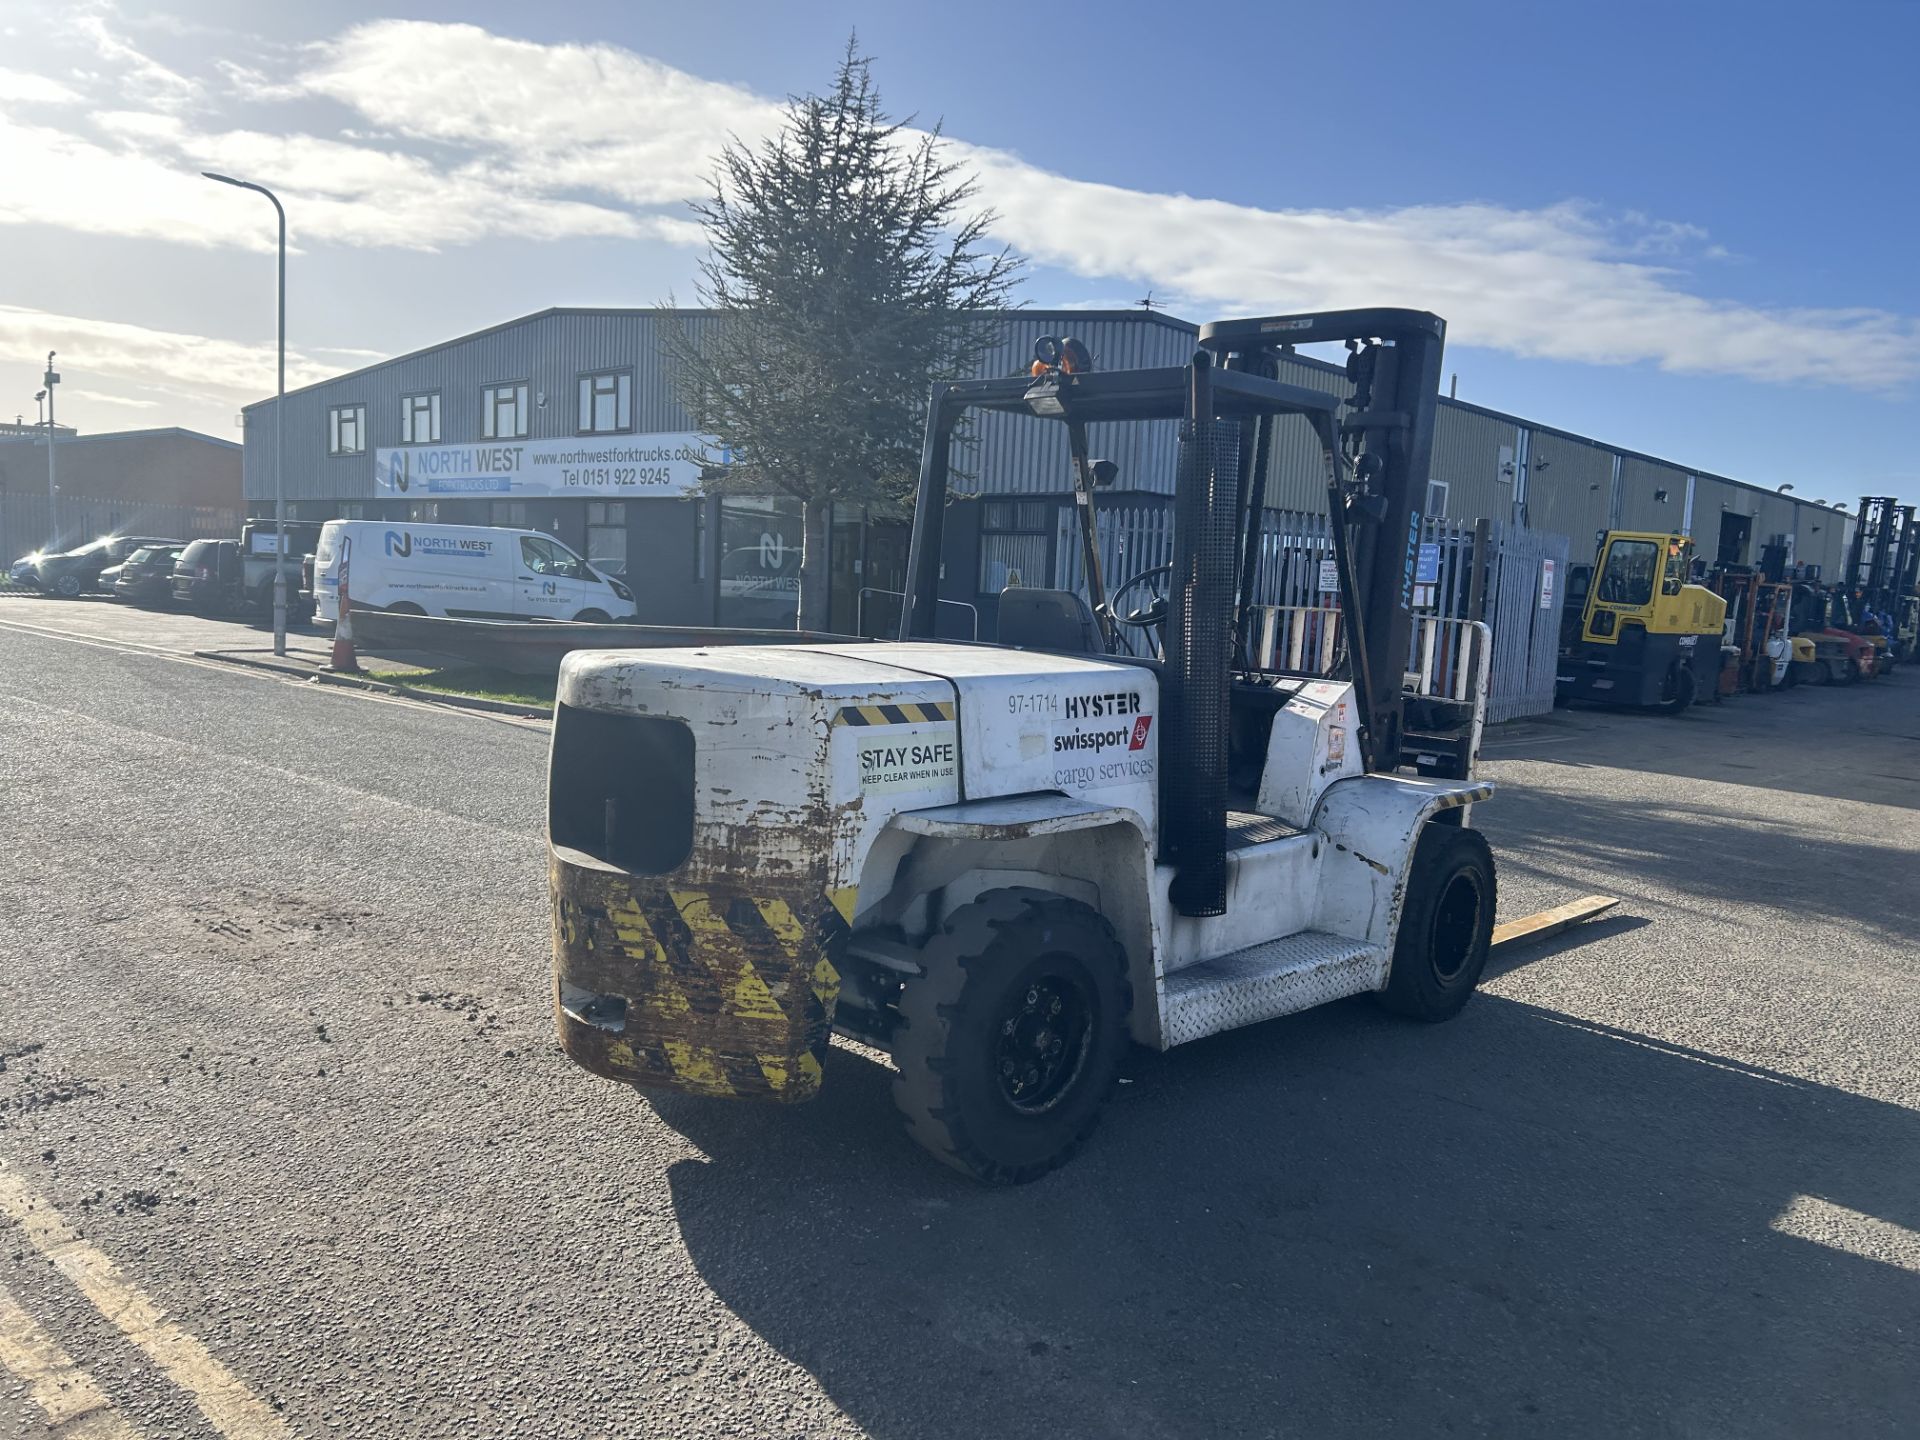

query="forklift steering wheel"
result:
[1107,563,1174,630]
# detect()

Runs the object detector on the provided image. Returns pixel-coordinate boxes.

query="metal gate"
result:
[1481,520,1570,722]
[1053,500,1568,721]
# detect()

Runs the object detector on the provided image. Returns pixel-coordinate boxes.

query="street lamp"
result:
[203,170,289,656]
[41,357,59,547]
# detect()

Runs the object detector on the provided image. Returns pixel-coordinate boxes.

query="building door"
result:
[1718,512,1753,567]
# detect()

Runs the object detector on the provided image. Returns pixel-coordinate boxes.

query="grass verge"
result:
[380,665,556,708]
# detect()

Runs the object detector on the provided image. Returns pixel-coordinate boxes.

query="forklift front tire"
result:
[1376,825,1495,1023]
[891,889,1131,1186]
[1657,663,1697,716]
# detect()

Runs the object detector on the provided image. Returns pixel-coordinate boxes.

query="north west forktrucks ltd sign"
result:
[375,433,726,498]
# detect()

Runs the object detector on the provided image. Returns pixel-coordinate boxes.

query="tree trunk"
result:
[797,494,833,632]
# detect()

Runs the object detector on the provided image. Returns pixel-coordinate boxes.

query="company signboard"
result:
[374,432,725,498]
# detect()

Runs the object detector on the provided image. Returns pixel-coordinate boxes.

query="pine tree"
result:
[666,41,1021,629]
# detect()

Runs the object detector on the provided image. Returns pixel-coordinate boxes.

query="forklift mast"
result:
[1847,497,1899,608]
[1197,311,1447,772]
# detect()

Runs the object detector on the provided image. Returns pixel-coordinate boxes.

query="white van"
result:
[311,521,635,624]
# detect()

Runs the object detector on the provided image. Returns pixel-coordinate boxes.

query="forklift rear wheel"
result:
[1656,664,1696,715]
[891,889,1131,1186]
[1376,825,1495,1023]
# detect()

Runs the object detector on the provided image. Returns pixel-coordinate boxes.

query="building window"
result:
[328,404,366,456]
[407,501,441,523]
[401,392,441,445]
[490,501,530,528]
[1425,479,1450,519]
[578,371,633,435]
[979,500,1053,592]
[587,501,628,577]
[482,382,530,440]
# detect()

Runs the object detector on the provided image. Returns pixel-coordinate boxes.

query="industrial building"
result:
[0,425,244,559]
[240,307,1853,633]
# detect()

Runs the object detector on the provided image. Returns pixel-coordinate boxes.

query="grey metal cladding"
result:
[245,309,709,503]
[1524,430,1614,550]
[241,305,1858,565]
[964,312,1202,497]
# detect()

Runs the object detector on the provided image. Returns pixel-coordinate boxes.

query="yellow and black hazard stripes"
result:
[831,699,954,728]
[551,858,851,1104]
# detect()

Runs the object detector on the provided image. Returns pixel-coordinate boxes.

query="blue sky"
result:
[1,0,1915,508]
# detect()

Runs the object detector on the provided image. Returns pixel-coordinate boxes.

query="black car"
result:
[35,535,183,597]
[171,539,245,611]
[111,545,184,606]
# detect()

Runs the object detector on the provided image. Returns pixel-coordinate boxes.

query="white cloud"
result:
[0,67,83,105]
[0,303,339,409]
[956,149,1919,389]
[73,8,200,112]
[296,21,784,210]
[0,15,1912,396]
[65,388,159,409]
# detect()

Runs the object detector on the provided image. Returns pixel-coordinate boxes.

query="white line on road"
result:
[0,613,543,729]
[0,1165,291,1439]
[0,1281,145,1439]
[1771,1193,1920,1274]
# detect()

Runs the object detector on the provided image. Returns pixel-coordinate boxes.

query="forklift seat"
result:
[996,587,1103,654]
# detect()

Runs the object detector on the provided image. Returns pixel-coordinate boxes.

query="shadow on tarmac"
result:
[1486,785,1920,946]
[652,991,1918,1439]
[1499,671,1920,812]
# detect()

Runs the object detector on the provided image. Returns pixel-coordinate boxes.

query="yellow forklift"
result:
[1557,531,1726,713]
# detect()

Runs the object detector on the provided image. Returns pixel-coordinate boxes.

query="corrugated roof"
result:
[0,426,238,451]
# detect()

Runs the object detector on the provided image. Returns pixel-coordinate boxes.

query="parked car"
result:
[111,544,184,606]
[310,520,635,623]
[239,520,323,621]
[171,539,245,612]
[34,535,183,597]
[7,552,41,588]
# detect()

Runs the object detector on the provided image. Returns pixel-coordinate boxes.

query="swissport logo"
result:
[1129,715,1153,750]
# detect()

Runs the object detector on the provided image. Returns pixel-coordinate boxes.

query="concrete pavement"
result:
[0,615,1914,1438]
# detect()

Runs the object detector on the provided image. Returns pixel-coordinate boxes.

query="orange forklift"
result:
[1710,566,1794,693]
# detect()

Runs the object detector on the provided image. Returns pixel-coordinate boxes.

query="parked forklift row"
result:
[1557,502,1919,714]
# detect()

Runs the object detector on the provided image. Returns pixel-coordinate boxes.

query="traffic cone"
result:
[330,551,361,672]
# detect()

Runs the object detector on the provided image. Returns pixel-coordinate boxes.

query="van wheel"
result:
[1656,663,1696,715]
[1376,825,1496,1022]
[892,889,1131,1186]
[385,602,425,615]
[572,608,610,624]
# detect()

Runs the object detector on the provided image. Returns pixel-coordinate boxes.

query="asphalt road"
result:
[1,612,1915,1438]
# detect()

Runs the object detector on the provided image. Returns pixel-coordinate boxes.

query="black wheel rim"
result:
[994,971,1094,1116]
[1429,871,1484,982]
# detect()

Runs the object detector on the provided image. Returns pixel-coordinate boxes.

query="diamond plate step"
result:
[1159,931,1386,1047]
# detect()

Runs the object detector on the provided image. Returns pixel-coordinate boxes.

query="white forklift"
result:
[546,308,1496,1183]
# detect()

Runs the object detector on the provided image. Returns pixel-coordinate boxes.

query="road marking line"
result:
[0,615,543,729]
[1771,1194,1920,1274]
[0,1167,289,1439]
[0,1281,144,1438]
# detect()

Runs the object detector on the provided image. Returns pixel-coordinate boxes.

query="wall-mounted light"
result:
[1654,488,1670,503]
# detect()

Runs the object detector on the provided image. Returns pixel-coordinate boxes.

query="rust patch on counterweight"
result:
[551,853,848,1102]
